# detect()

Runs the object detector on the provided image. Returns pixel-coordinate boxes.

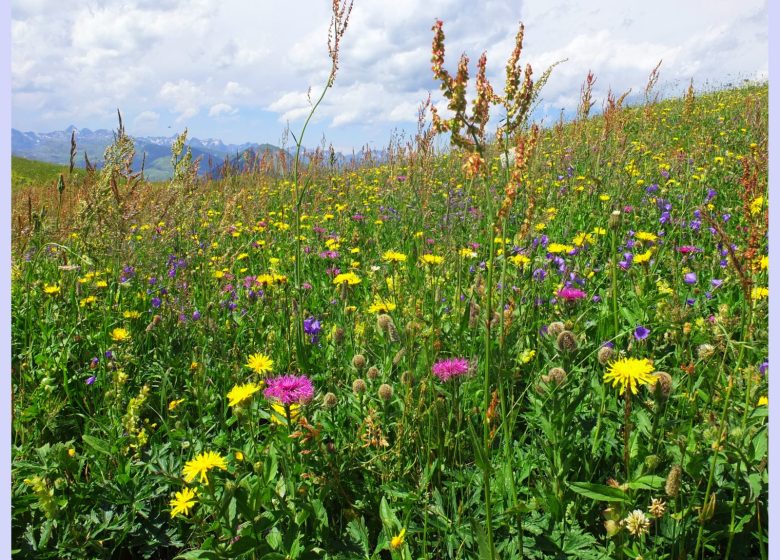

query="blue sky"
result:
[12,0,767,152]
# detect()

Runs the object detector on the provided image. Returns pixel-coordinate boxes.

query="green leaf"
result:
[379,497,400,533]
[627,475,664,490]
[82,434,112,456]
[568,482,629,503]
[346,518,370,557]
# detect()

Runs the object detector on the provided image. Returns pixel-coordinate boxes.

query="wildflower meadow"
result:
[11,3,768,559]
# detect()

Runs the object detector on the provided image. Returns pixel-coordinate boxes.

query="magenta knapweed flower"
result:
[432,358,471,382]
[263,375,314,405]
[557,287,587,301]
[677,246,700,254]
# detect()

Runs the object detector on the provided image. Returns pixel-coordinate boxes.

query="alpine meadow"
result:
[10,2,769,559]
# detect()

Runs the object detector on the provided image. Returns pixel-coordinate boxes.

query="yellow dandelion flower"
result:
[182,451,228,484]
[43,283,61,295]
[420,254,444,265]
[751,287,768,301]
[633,249,654,264]
[547,243,574,254]
[509,254,530,267]
[333,272,361,285]
[757,396,768,407]
[382,250,407,263]
[635,231,658,242]
[110,328,130,342]
[368,298,397,314]
[603,357,656,395]
[246,353,273,375]
[169,487,197,518]
[227,383,262,407]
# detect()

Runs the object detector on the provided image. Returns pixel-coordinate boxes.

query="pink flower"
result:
[263,375,314,405]
[432,358,471,382]
[557,287,587,301]
[677,246,700,254]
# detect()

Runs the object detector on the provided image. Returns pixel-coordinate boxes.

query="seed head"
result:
[547,321,565,337]
[378,383,393,401]
[597,345,615,366]
[367,366,380,380]
[665,464,682,498]
[352,379,367,395]
[556,330,578,352]
[652,371,673,400]
[542,367,567,386]
[323,392,338,409]
[351,354,366,370]
[697,343,716,360]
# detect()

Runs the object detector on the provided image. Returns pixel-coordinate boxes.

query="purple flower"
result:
[192,310,201,320]
[86,376,96,385]
[683,272,697,285]
[432,358,471,382]
[634,325,650,341]
[151,297,162,308]
[263,374,315,405]
[90,357,99,369]
[760,361,768,376]
[532,268,547,281]
[303,316,322,344]
[711,279,724,289]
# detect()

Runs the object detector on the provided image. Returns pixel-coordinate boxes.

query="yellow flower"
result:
[95,280,108,288]
[168,399,185,411]
[227,383,262,407]
[182,451,228,484]
[382,250,407,263]
[573,232,595,247]
[390,528,406,550]
[750,196,765,215]
[43,283,61,295]
[760,255,768,270]
[633,249,654,264]
[599,194,611,201]
[509,254,530,267]
[757,396,768,407]
[123,310,141,319]
[234,450,244,461]
[80,295,97,307]
[368,298,396,314]
[333,272,361,286]
[547,243,574,254]
[751,287,768,301]
[246,353,274,375]
[460,247,477,258]
[169,487,197,518]
[635,231,658,242]
[67,448,76,458]
[420,254,444,265]
[110,328,130,342]
[519,349,536,364]
[603,357,656,395]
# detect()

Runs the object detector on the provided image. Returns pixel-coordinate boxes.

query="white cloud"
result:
[208,103,238,117]
[11,0,768,148]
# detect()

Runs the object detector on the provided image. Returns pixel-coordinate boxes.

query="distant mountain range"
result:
[12,126,390,181]
[11,126,286,181]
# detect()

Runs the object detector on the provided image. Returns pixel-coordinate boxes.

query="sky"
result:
[11,0,768,152]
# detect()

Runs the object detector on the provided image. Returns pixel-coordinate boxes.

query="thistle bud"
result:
[352,379,367,394]
[547,321,565,337]
[378,383,393,401]
[367,366,380,380]
[351,354,366,370]
[541,367,567,386]
[323,392,338,409]
[556,330,578,353]
[652,371,673,400]
[597,345,614,366]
